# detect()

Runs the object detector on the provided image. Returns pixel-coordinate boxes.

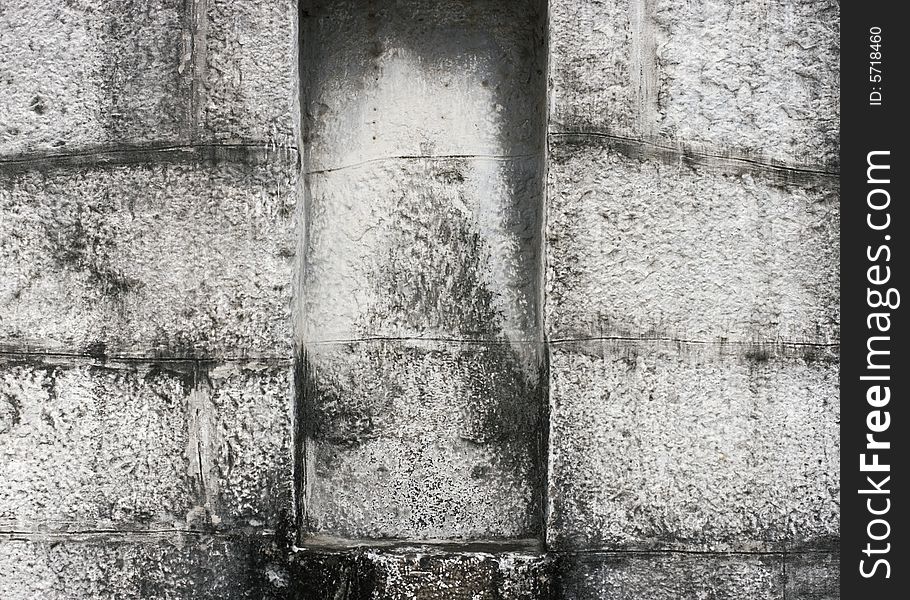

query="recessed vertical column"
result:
[298,0,548,542]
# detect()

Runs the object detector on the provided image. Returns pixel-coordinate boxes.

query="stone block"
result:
[0,0,189,155]
[0,534,290,599]
[546,138,839,343]
[0,359,195,529]
[553,551,785,600]
[303,157,542,342]
[200,0,298,145]
[289,546,552,599]
[301,340,546,540]
[0,158,297,358]
[547,340,839,551]
[549,0,840,170]
[302,0,546,170]
[207,362,294,529]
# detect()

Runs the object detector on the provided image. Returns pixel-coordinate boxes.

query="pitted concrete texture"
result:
[302,340,545,540]
[205,362,294,529]
[546,138,839,343]
[0,535,291,600]
[0,159,297,358]
[289,547,552,599]
[0,1,187,155]
[201,0,298,146]
[786,552,839,600]
[0,360,194,529]
[301,0,546,344]
[548,0,634,141]
[301,0,546,170]
[299,0,548,543]
[0,0,841,596]
[553,552,786,600]
[304,157,542,342]
[548,340,839,551]
[0,357,293,532]
[0,0,297,156]
[549,0,840,170]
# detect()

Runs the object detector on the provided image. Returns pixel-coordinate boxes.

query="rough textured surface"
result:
[0,539,836,600]
[548,340,839,551]
[207,363,294,529]
[302,341,545,540]
[301,0,547,344]
[0,158,297,358]
[201,0,298,146]
[546,138,839,343]
[553,552,786,599]
[304,157,542,342]
[0,359,194,529]
[299,0,548,543]
[1,0,841,596]
[786,552,839,600]
[0,357,294,533]
[548,0,634,140]
[0,0,297,155]
[0,0,188,155]
[549,0,840,170]
[289,547,552,599]
[0,535,291,599]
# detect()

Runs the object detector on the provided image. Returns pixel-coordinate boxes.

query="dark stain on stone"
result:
[0,143,295,175]
[459,345,544,445]
[45,214,142,299]
[303,349,382,450]
[294,349,311,534]
[97,0,187,143]
[744,347,772,363]
[39,408,55,428]
[38,366,59,404]
[289,550,552,599]
[29,96,47,115]
[0,392,23,434]
[144,363,196,395]
[288,550,376,599]
[85,340,108,361]
[470,463,490,479]
[358,162,505,337]
[434,168,465,184]
[302,340,546,538]
[550,132,839,189]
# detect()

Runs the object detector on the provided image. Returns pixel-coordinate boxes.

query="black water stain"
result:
[44,214,142,299]
[0,391,22,434]
[287,550,377,600]
[29,95,46,115]
[744,347,771,364]
[287,549,551,599]
[85,340,108,360]
[358,161,505,337]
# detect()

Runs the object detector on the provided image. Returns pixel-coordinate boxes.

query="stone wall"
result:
[1,1,839,598]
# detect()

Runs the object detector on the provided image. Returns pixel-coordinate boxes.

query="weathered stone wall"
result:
[544,0,840,597]
[0,0,839,598]
[1,0,300,597]
[298,0,548,544]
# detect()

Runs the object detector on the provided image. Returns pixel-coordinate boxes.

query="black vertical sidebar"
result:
[841,1,907,598]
